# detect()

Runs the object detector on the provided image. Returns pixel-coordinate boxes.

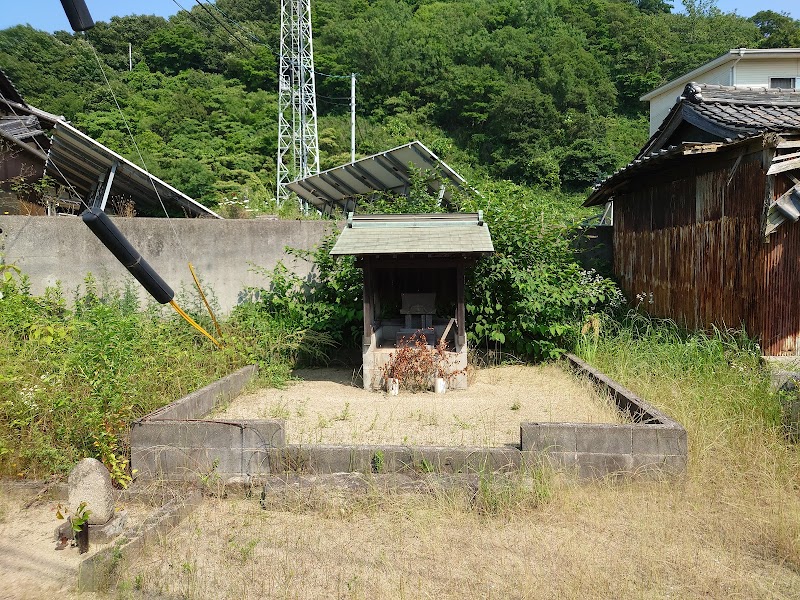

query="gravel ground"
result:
[214,363,624,447]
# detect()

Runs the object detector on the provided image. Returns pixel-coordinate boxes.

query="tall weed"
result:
[582,313,798,492]
[0,268,300,484]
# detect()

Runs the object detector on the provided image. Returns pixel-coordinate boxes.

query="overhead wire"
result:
[190,0,355,82]
[86,39,224,347]
[169,0,255,57]
[87,41,190,264]
[191,0,259,58]
[204,0,276,54]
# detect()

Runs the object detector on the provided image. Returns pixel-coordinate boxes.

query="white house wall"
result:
[648,64,733,135]
[646,58,800,135]
[733,58,800,86]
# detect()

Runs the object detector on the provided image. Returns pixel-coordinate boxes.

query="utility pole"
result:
[276,0,320,209]
[350,72,356,163]
[129,43,132,71]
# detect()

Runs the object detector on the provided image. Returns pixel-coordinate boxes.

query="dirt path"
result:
[0,484,148,600]
[215,363,624,447]
[0,486,99,599]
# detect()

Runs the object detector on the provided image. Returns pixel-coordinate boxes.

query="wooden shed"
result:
[330,212,493,390]
[586,83,800,356]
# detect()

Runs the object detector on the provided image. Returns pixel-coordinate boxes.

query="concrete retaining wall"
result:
[130,356,688,481]
[519,354,688,478]
[131,365,287,479]
[0,215,338,312]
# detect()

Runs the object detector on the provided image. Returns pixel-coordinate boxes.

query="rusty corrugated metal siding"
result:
[613,142,800,355]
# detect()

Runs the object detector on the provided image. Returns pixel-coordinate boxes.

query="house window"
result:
[770,77,797,89]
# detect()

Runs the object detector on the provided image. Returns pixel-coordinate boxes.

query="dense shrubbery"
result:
[246,179,622,361]
[0,265,333,485]
[458,180,623,358]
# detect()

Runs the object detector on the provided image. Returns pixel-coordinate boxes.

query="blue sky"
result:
[0,0,797,32]
[703,0,799,18]
[0,1,180,32]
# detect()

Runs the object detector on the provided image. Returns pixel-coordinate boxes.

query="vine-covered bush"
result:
[238,238,364,353]
[460,180,624,358]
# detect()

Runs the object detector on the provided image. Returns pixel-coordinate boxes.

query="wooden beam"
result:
[439,318,456,345]
[362,265,373,345]
[772,150,800,162]
[456,264,465,344]
[767,157,800,175]
[355,257,477,269]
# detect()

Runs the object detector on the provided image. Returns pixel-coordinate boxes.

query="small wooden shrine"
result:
[330,213,494,390]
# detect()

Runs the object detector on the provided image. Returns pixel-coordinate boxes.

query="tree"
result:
[140,24,208,75]
[750,10,800,48]
[630,0,673,14]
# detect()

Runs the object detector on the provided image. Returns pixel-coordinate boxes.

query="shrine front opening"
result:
[330,213,493,391]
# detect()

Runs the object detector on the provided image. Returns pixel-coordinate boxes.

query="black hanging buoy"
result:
[81,207,175,304]
[59,0,95,32]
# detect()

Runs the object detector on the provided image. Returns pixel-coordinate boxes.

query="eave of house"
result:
[584,141,737,207]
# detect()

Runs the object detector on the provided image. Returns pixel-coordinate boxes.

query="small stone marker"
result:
[68,457,114,525]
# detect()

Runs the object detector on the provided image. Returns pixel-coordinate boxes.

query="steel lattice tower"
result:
[276,0,320,208]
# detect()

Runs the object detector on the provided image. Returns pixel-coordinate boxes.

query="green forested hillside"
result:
[0,0,798,210]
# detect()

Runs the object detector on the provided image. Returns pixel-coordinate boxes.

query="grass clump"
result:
[0,267,335,486]
[578,312,800,573]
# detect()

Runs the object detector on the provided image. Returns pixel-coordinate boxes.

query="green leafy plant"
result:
[56,500,91,532]
[56,500,92,552]
[371,450,385,474]
[0,270,250,483]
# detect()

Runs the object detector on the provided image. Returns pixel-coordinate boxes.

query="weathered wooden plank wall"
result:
[613,143,800,355]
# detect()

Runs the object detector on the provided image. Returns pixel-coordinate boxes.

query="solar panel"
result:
[286,141,471,212]
[46,121,220,218]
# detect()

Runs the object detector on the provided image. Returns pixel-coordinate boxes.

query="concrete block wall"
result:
[131,355,688,481]
[267,444,524,475]
[131,365,287,480]
[520,422,687,479]
[519,354,688,479]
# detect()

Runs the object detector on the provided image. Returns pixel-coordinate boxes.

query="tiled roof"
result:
[690,84,800,131]
[585,82,800,207]
[330,213,494,256]
[0,115,45,140]
[639,83,800,158]
[584,142,730,206]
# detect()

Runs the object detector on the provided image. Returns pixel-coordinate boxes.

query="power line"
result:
[317,94,352,101]
[88,42,190,262]
[315,70,354,79]
[169,0,258,58]
[192,0,258,58]
[205,1,277,54]
[188,1,355,82]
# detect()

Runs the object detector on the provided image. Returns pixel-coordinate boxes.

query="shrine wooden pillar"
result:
[456,262,466,346]
[362,259,373,345]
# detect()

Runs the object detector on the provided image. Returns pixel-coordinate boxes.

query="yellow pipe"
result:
[169,299,224,348]
[188,262,223,340]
